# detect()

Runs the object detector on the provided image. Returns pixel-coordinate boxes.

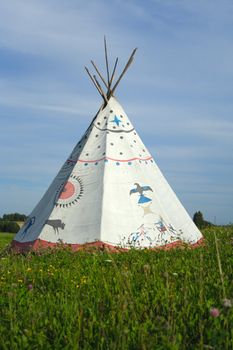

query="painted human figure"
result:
[128,224,153,246]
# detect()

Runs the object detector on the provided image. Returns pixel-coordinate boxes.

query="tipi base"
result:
[11,237,204,253]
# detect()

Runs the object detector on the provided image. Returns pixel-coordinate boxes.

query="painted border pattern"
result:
[11,237,204,253]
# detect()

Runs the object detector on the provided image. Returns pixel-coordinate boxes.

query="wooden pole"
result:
[111,48,137,95]
[91,60,108,89]
[93,75,108,104]
[107,57,118,99]
[85,41,137,104]
[85,67,107,103]
[104,36,110,89]
[109,57,118,89]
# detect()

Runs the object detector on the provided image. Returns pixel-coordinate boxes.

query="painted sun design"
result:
[55,174,84,208]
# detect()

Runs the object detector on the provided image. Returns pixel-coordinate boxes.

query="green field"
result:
[0,232,15,249]
[0,228,232,349]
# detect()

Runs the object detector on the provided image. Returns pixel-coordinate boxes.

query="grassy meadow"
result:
[0,228,232,349]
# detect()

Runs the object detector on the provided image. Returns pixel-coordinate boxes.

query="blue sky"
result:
[0,0,233,224]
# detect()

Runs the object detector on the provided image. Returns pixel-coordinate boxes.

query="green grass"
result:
[0,228,232,349]
[0,232,14,249]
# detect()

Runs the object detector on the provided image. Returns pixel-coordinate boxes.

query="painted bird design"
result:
[130,183,153,204]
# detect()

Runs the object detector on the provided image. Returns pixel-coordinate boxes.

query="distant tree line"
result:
[1,213,27,221]
[0,213,27,233]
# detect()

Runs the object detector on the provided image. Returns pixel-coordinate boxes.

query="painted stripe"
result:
[94,124,135,133]
[67,156,153,164]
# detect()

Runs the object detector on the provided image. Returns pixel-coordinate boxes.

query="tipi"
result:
[12,41,203,252]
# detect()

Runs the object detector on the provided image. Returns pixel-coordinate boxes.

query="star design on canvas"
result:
[110,115,121,127]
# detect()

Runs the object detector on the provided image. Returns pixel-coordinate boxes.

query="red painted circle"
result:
[59,181,75,199]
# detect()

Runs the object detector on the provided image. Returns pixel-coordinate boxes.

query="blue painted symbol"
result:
[138,194,152,204]
[110,115,121,127]
[21,216,36,238]
[130,183,153,204]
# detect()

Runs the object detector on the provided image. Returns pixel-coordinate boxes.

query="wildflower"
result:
[210,307,220,318]
[81,277,87,284]
[26,267,32,272]
[223,298,232,308]
[18,279,23,283]
[27,284,33,291]
[172,272,178,276]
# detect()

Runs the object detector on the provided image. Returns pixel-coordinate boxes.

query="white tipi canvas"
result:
[12,96,203,252]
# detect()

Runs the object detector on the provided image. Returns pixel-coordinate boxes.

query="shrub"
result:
[0,221,20,233]
[193,211,213,229]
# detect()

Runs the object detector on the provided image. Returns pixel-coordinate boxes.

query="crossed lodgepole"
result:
[85,37,137,106]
